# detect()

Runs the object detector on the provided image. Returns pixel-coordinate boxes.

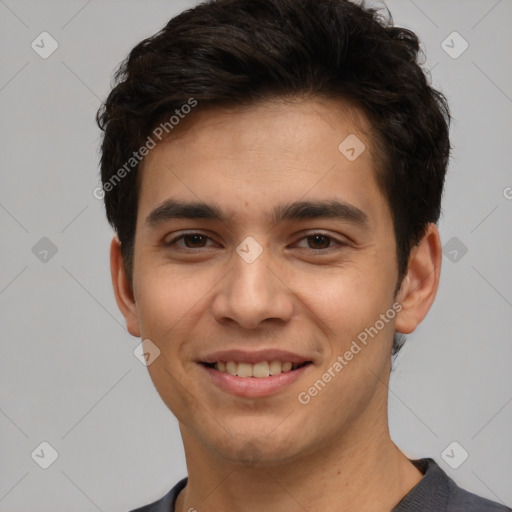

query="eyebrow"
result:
[145,198,369,228]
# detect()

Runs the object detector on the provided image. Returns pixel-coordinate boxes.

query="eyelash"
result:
[164,232,347,253]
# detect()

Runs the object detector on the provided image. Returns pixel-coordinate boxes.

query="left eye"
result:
[295,234,341,250]
[165,233,344,251]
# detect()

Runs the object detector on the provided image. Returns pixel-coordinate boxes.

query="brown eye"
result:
[181,234,208,248]
[306,234,332,249]
[164,232,215,250]
[294,232,347,252]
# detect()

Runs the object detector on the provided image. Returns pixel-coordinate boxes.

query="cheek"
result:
[134,266,203,341]
[289,264,396,358]
[293,262,387,321]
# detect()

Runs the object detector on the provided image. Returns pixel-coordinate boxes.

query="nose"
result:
[210,244,294,330]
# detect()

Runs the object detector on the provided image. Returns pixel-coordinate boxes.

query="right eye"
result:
[163,232,218,251]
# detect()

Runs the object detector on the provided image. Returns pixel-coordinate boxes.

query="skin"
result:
[111,98,442,512]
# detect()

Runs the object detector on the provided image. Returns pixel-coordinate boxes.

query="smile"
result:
[199,360,313,398]
[202,360,311,377]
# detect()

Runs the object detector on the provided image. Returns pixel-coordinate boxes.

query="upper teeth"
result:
[215,360,299,377]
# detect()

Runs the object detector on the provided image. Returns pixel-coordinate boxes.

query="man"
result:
[96,0,510,510]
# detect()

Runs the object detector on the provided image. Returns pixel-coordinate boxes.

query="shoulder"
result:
[445,475,511,512]
[128,477,188,512]
[393,458,510,512]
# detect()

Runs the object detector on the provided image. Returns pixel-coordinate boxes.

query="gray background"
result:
[0,0,511,510]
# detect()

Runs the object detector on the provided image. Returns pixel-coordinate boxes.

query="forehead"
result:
[136,98,389,230]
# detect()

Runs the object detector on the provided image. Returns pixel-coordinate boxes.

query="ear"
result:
[394,223,442,334]
[110,236,141,337]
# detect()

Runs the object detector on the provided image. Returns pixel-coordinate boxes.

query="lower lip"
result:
[200,363,313,398]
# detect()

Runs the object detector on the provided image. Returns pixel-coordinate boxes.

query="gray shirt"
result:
[129,458,511,512]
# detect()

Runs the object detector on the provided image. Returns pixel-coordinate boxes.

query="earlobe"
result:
[394,224,442,335]
[110,236,141,337]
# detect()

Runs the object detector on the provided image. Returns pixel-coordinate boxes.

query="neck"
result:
[175,413,423,512]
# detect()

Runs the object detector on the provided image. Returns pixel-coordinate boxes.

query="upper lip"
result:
[199,349,313,365]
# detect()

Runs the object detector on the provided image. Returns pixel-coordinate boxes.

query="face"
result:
[118,98,409,466]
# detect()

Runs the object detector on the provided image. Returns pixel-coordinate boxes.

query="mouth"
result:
[201,360,312,377]
[199,359,314,398]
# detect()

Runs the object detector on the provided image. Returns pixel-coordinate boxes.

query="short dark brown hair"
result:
[96,0,451,355]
